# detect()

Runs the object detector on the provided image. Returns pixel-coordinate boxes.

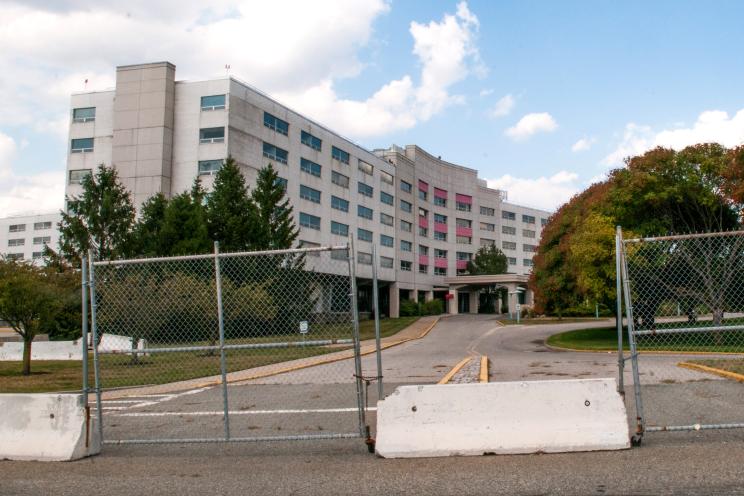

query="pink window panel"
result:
[434,258,448,269]
[418,255,429,265]
[456,260,468,270]
[455,193,472,204]
[418,180,429,191]
[419,216,428,229]
[434,187,448,199]
[434,222,448,233]
[456,226,472,237]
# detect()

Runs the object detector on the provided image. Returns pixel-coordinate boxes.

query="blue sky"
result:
[1,0,743,215]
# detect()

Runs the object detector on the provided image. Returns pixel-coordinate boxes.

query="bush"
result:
[421,299,443,315]
[399,299,419,317]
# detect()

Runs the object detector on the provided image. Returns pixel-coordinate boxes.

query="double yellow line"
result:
[438,355,490,384]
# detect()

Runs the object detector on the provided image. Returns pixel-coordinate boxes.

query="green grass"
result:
[498,317,607,326]
[0,317,419,394]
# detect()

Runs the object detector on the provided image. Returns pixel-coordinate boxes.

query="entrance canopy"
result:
[443,274,532,315]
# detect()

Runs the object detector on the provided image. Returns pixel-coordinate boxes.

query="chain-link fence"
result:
[618,229,744,442]
[87,242,376,445]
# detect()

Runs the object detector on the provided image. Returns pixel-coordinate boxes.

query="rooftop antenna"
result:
[225,64,231,77]
[84,78,88,90]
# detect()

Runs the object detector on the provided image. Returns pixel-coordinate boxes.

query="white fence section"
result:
[0,334,145,361]
[375,379,630,458]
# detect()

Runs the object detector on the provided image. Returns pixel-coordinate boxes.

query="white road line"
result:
[113,407,377,417]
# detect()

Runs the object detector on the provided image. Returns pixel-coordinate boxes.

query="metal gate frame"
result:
[82,239,384,447]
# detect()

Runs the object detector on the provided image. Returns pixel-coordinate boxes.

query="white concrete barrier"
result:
[375,378,630,458]
[0,340,82,361]
[0,394,100,461]
[99,333,147,353]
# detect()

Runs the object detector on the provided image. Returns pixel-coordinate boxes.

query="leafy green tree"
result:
[59,164,135,262]
[251,163,299,250]
[206,157,258,252]
[160,179,212,256]
[39,246,83,341]
[132,193,169,257]
[466,244,508,275]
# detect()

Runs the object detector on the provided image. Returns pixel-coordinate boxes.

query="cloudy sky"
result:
[1,0,743,215]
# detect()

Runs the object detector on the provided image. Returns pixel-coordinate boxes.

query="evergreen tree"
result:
[59,164,135,262]
[206,157,258,252]
[132,193,169,257]
[251,163,299,250]
[160,178,212,255]
[466,244,508,275]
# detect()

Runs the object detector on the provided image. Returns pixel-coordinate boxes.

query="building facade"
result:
[0,212,61,264]
[65,62,550,317]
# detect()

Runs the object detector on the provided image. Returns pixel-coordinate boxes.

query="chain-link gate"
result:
[617,228,744,443]
[86,242,380,446]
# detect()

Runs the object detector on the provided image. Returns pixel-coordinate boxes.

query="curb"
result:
[677,362,744,382]
[479,356,489,383]
[438,357,473,385]
[544,342,744,356]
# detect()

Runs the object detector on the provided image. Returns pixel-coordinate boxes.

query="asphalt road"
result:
[4,315,744,495]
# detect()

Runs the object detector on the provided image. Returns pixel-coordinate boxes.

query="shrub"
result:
[399,299,419,317]
[422,299,443,315]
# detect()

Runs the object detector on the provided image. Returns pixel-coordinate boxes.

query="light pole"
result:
[508,287,526,323]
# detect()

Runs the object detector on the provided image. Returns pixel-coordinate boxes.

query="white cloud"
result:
[486,171,580,211]
[489,94,514,118]
[571,137,595,152]
[479,88,494,97]
[505,112,558,141]
[603,109,744,166]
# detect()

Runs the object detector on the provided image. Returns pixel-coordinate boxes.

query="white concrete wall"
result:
[0,393,100,461]
[0,334,144,361]
[375,378,630,458]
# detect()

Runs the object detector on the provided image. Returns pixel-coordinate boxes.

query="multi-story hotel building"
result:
[65,62,550,317]
[0,212,61,264]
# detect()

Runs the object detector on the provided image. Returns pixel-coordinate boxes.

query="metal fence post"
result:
[347,237,366,437]
[615,226,624,394]
[80,255,90,447]
[214,241,230,441]
[87,250,103,444]
[371,244,383,402]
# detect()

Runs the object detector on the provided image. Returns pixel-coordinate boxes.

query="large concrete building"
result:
[0,212,61,264]
[65,62,550,317]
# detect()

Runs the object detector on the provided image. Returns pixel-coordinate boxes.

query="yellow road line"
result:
[678,362,744,383]
[479,356,488,383]
[438,356,473,385]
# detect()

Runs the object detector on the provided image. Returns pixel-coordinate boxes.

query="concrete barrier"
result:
[99,333,147,353]
[0,393,100,461]
[375,378,630,458]
[0,340,83,361]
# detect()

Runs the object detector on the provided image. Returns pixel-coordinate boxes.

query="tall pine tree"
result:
[132,193,168,257]
[160,178,212,256]
[205,157,258,252]
[251,163,299,250]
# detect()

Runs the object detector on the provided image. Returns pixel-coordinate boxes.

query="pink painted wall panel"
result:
[456,260,468,270]
[434,187,448,199]
[418,180,429,191]
[419,216,428,228]
[419,255,429,265]
[455,193,472,204]
[456,226,472,237]
[434,222,448,233]
[434,258,448,269]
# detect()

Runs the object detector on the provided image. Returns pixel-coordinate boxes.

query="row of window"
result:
[502,211,549,226]
[7,222,53,233]
[3,252,45,261]
[7,236,51,247]
[501,241,539,252]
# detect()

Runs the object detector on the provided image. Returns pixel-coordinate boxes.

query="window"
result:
[524,244,538,253]
[331,170,349,188]
[33,236,51,245]
[400,199,412,213]
[331,221,349,236]
[400,220,412,232]
[198,159,222,176]
[300,185,321,203]
[434,196,447,207]
[400,240,412,252]
[434,213,447,224]
[400,180,412,193]
[480,222,495,232]
[200,127,225,144]
[299,240,321,256]
[419,264,428,274]
[34,222,52,231]
[380,171,394,185]
[541,218,549,226]
[358,160,373,176]
[434,231,447,241]
[8,224,25,233]
[523,229,536,238]
[434,267,447,276]
[331,250,349,261]
[331,196,349,212]
[418,227,428,237]
[332,146,350,164]
[300,158,321,177]
[275,177,288,190]
[502,210,516,221]
[456,218,472,228]
[358,182,374,198]
[263,112,289,135]
[357,228,373,242]
[524,259,534,267]
[380,234,394,247]
[456,201,471,212]
[400,261,412,272]
[8,238,24,247]
[419,245,429,256]
[72,107,95,123]
[380,191,394,205]
[434,249,447,259]
[32,252,43,259]
[508,257,517,266]
[301,130,322,151]
[380,256,394,269]
[502,225,516,235]
[358,205,373,220]
[480,238,495,247]
[358,252,373,265]
[263,142,288,164]
[419,207,428,218]
[502,241,517,250]
[457,252,472,262]
[380,213,394,226]
[480,206,495,216]
[70,138,94,152]
[68,169,91,185]
[6,253,23,261]
[201,95,226,110]
[456,236,472,245]
[419,189,427,201]
[299,212,320,230]
[522,214,536,224]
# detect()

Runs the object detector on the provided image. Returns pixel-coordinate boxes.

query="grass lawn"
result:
[0,316,419,394]
[687,358,744,376]
[498,317,608,326]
